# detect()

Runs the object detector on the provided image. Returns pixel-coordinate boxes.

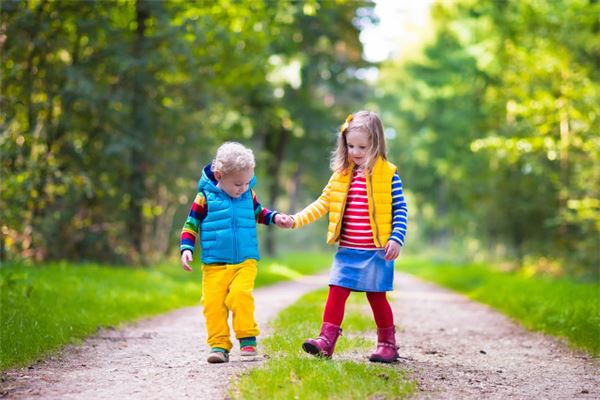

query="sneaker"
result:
[240,345,257,356]
[207,348,229,363]
[239,337,257,356]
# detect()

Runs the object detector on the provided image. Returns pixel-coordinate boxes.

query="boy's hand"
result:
[384,240,401,261]
[181,250,193,271]
[274,213,294,229]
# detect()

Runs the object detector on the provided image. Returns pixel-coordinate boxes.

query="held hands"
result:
[384,240,401,261]
[274,213,294,229]
[181,250,193,272]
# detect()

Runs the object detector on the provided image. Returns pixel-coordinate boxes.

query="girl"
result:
[291,111,408,363]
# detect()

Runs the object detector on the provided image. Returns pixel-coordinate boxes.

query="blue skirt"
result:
[329,247,394,292]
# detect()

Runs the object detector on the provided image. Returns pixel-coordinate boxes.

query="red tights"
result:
[322,285,394,328]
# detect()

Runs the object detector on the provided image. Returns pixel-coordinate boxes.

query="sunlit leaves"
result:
[378,0,599,275]
[1,0,371,263]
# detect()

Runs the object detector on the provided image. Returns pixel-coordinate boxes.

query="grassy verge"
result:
[0,252,332,371]
[231,289,415,399]
[398,257,600,356]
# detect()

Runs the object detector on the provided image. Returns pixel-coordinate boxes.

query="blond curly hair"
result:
[211,142,255,175]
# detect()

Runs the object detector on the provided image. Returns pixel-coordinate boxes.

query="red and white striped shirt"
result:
[339,169,377,249]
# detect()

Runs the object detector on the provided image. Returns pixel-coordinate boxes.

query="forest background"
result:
[2,0,598,279]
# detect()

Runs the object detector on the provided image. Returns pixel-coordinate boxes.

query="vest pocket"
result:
[201,231,218,250]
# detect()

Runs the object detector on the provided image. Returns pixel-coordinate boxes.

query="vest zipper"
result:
[368,173,382,247]
[232,197,238,263]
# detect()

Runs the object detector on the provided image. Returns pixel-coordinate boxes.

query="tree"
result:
[377,0,599,275]
[1,0,374,263]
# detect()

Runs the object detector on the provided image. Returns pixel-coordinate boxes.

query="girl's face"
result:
[215,168,254,198]
[346,129,370,167]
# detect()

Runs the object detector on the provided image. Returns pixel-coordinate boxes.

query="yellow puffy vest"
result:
[326,157,397,247]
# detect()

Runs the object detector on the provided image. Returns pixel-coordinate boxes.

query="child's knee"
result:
[202,289,228,313]
[225,287,254,310]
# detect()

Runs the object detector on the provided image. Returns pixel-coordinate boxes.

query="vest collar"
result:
[197,163,256,196]
[340,156,387,177]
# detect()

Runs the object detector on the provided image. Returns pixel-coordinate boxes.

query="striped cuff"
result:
[388,235,404,247]
[180,245,194,254]
[269,211,279,225]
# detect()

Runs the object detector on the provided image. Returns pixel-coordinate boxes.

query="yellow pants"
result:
[201,259,259,351]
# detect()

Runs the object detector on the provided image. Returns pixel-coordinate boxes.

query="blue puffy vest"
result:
[197,165,260,264]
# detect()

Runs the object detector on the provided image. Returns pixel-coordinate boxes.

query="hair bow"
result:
[339,114,353,135]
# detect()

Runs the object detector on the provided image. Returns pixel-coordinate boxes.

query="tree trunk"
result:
[22,2,46,259]
[129,0,150,264]
[0,233,6,263]
[289,164,303,213]
[512,229,524,270]
[264,128,289,256]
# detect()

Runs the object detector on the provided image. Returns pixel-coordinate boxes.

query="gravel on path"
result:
[3,271,598,400]
[392,272,599,400]
[0,274,328,400]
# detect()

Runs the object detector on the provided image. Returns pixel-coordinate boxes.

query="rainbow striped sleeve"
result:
[292,179,331,228]
[252,190,278,225]
[389,172,408,246]
[180,192,207,254]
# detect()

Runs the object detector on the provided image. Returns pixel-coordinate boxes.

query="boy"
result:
[180,142,291,363]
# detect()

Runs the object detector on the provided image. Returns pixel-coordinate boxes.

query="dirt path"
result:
[2,272,598,400]
[0,274,328,400]
[392,273,599,399]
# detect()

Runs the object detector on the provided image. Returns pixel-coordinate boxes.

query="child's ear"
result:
[214,171,222,181]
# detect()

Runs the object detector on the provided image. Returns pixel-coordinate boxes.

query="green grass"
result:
[398,257,600,356]
[231,289,415,399]
[0,252,332,371]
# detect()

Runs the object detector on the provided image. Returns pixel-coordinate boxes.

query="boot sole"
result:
[302,342,327,357]
[368,356,398,364]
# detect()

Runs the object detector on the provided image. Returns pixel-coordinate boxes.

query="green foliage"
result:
[0,0,372,263]
[231,289,415,399]
[399,257,600,355]
[0,252,330,371]
[379,0,600,275]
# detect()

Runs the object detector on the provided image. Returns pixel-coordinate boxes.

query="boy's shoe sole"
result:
[207,351,229,363]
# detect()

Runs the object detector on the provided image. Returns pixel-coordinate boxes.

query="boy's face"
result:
[214,168,254,198]
[346,129,370,167]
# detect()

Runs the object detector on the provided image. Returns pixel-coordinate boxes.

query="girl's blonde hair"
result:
[212,142,255,175]
[330,110,387,173]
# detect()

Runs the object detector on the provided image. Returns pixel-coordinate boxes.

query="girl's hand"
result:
[181,250,193,271]
[384,240,401,261]
[275,213,294,229]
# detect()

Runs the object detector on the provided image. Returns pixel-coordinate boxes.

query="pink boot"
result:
[369,326,399,363]
[302,322,342,358]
